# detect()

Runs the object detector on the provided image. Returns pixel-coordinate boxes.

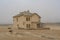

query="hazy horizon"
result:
[0,0,60,24]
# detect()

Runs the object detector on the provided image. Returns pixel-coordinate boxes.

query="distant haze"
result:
[0,0,60,24]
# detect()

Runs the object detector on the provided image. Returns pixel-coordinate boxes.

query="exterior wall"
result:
[30,14,40,29]
[18,16,26,28]
[13,14,41,29]
[13,18,17,29]
[31,15,40,22]
[31,23,37,29]
[13,16,27,29]
[31,14,40,22]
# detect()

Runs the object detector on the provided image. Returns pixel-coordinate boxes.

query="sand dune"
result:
[0,23,60,40]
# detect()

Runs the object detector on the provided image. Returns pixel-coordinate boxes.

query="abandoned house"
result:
[13,10,41,29]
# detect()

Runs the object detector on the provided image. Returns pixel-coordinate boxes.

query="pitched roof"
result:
[13,10,41,18]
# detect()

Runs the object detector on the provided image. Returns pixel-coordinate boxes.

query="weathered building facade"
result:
[13,10,41,29]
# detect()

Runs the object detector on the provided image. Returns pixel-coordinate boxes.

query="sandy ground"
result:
[0,24,60,40]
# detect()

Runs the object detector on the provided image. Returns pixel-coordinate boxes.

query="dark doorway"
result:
[26,24,30,29]
[37,23,40,28]
[17,24,20,29]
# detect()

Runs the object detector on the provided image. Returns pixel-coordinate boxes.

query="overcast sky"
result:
[0,0,60,24]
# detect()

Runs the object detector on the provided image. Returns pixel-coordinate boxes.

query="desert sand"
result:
[0,23,60,40]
